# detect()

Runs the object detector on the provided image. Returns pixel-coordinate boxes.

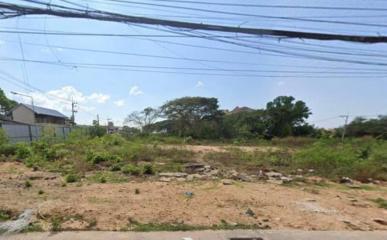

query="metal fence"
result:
[0,122,71,143]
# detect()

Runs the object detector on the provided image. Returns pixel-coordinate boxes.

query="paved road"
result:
[2,230,387,240]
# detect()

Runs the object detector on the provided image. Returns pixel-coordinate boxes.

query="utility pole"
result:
[70,97,77,126]
[96,114,100,125]
[340,115,349,142]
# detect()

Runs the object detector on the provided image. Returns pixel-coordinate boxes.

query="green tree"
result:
[344,116,387,139]
[160,97,222,137]
[223,110,267,138]
[0,88,17,115]
[265,96,311,137]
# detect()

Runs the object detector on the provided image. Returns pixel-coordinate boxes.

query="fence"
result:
[0,121,71,143]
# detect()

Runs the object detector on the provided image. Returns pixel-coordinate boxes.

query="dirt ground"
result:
[1,162,387,231]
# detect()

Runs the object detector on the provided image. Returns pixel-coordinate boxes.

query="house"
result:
[9,104,68,126]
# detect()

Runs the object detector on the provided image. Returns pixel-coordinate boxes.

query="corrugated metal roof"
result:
[22,104,68,119]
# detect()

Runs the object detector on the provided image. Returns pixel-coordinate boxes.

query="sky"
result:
[0,0,387,128]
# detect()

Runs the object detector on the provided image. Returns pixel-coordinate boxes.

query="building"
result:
[9,104,68,126]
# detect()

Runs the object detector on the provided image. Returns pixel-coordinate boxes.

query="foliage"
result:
[265,96,311,137]
[65,173,79,183]
[0,88,17,114]
[124,107,160,132]
[372,198,387,209]
[0,144,17,157]
[343,116,387,139]
[0,209,12,221]
[160,97,223,137]
[121,164,141,175]
[0,128,8,145]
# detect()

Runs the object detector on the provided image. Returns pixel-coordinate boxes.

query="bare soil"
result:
[1,162,387,231]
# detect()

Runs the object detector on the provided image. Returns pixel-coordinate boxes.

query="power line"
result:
[138,0,387,12]
[2,57,387,78]
[1,2,387,43]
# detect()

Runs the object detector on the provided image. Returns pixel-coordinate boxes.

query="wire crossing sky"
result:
[0,0,386,127]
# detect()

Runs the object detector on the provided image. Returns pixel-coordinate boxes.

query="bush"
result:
[121,164,141,175]
[15,143,31,159]
[65,173,79,183]
[0,144,17,156]
[142,164,155,175]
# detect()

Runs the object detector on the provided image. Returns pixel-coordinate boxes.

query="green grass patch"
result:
[372,198,387,209]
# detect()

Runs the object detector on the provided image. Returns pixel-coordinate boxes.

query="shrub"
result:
[142,164,155,175]
[15,143,31,159]
[0,144,17,156]
[25,180,32,188]
[110,164,122,171]
[65,173,79,183]
[121,164,141,175]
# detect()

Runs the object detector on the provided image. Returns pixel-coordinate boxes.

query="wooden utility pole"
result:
[71,97,77,125]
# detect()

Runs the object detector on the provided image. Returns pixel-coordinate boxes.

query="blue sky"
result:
[0,0,387,127]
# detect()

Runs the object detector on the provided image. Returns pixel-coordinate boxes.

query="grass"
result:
[128,221,266,232]
[0,209,12,221]
[1,133,387,182]
[372,198,387,209]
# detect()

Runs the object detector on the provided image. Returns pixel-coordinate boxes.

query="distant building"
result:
[9,103,68,126]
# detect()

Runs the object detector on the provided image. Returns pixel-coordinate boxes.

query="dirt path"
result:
[1,162,386,232]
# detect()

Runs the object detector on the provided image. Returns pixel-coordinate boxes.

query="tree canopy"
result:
[0,88,17,115]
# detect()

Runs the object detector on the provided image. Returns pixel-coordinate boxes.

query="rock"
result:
[340,177,353,184]
[232,173,252,182]
[159,172,188,178]
[308,169,315,173]
[280,176,293,183]
[0,209,34,234]
[184,163,206,173]
[245,208,256,217]
[257,170,268,180]
[222,179,233,185]
[176,177,186,182]
[373,218,387,226]
[159,177,171,182]
[186,175,194,181]
[208,169,219,176]
[265,171,283,179]
[297,169,303,173]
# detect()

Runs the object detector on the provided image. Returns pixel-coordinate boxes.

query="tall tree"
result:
[265,96,311,137]
[0,88,17,115]
[124,107,160,132]
[160,97,222,137]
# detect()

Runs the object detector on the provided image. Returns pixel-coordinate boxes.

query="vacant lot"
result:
[1,135,387,232]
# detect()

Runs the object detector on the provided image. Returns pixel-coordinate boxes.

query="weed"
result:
[121,164,141,176]
[38,190,44,195]
[372,198,387,209]
[50,217,62,232]
[24,180,32,188]
[21,223,43,232]
[142,164,155,175]
[65,173,79,183]
[99,176,106,183]
[0,209,12,221]
[135,188,140,194]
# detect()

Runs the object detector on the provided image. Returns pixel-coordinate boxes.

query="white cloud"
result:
[196,81,204,88]
[277,81,285,86]
[87,93,110,103]
[113,99,125,107]
[129,85,143,96]
[0,40,4,45]
[12,86,110,124]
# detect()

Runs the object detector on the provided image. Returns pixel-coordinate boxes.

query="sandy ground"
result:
[1,162,387,231]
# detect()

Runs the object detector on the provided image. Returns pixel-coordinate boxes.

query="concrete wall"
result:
[12,105,35,124]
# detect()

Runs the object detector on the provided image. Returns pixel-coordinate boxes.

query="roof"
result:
[20,104,68,119]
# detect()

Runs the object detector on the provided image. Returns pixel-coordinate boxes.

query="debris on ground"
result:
[340,177,354,185]
[296,201,336,214]
[245,208,256,218]
[373,218,387,226]
[222,179,233,185]
[0,209,34,234]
